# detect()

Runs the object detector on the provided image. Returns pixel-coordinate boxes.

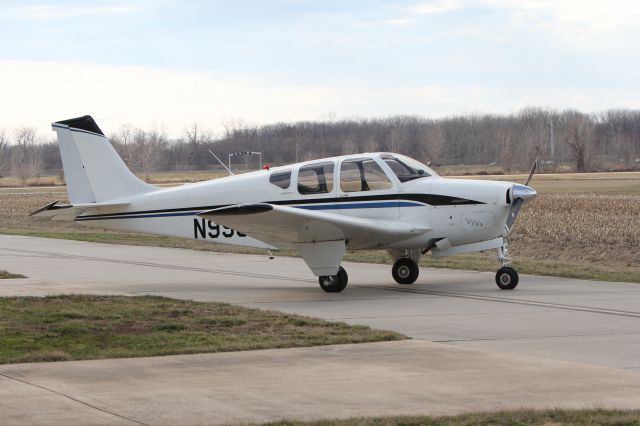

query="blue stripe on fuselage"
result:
[297,201,421,210]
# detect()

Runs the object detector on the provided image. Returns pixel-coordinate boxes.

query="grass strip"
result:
[3,227,639,284]
[0,295,405,364]
[257,408,640,426]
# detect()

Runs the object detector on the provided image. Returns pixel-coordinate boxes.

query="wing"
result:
[197,203,430,250]
[30,201,130,221]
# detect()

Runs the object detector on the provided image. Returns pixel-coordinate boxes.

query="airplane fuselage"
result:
[74,153,516,252]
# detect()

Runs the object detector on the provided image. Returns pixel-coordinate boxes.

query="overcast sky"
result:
[1,0,639,138]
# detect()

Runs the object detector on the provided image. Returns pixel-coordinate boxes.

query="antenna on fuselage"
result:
[208,149,234,176]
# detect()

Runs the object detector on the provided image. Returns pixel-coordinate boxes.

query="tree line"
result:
[1,108,639,182]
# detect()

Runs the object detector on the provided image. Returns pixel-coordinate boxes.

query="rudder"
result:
[52,115,158,203]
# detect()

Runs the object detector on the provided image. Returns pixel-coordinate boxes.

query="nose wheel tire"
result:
[495,266,519,290]
[319,267,348,293]
[392,258,419,285]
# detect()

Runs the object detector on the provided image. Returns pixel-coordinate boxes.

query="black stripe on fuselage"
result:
[75,193,485,220]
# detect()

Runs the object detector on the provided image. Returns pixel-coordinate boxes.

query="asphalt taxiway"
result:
[1,234,639,424]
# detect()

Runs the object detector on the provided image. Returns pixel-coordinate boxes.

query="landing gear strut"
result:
[495,238,519,290]
[318,266,348,293]
[392,258,419,284]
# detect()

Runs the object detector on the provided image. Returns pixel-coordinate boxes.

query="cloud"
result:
[1,60,635,140]
[0,60,495,139]
[383,18,413,26]
[8,3,138,20]
[484,0,640,47]
[409,0,463,15]
[404,0,640,48]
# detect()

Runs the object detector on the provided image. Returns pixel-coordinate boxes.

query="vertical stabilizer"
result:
[52,115,158,203]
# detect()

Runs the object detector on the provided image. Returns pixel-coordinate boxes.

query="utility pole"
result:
[549,119,555,159]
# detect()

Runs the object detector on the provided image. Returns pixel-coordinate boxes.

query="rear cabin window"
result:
[340,158,393,192]
[269,171,291,189]
[297,162,334,195]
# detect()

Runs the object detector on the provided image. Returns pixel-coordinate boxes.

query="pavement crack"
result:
[0,371,149,426]
[358,284,640,319]
[434,330,640,343]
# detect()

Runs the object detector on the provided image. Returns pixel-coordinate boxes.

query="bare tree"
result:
[10,108,640,178]
[425,125,446,165]
[185,122,200,145]
[0,129,8,174]
[11,126,42,184]
[221,118,246,142]
[134,127,167,179]
[113,124,138,167]
[343,139,357,155]
[564,114,594,172]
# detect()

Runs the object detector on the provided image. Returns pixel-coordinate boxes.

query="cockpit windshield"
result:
[381,154,438,182]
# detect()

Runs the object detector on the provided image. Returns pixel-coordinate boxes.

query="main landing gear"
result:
[318,266,348,293]
[392,258,419,284]
[495,239,519,290]
[390,249,421,285]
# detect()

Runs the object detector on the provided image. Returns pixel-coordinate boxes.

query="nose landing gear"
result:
[496,238,519,290]
[495,266,519,289]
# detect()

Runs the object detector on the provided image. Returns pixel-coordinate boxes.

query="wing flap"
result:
[198,203,429,249]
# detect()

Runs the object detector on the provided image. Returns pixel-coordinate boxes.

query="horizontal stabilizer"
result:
[30,201,129,221]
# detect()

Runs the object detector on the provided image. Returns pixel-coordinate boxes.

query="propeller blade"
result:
[505,198,524,234]
[524,157,539,187]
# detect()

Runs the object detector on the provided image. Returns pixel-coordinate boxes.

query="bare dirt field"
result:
[1,172,639,282]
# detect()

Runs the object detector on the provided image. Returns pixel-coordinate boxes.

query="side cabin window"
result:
[269,170,291,189]
[340,158,393,192]
[297,162,334,195]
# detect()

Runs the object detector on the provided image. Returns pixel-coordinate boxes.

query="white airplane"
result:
[33,116,537,293]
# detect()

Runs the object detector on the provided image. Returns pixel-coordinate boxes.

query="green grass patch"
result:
[258,408,640,426]
[0,270,25,279]
[0,295,405,364]
[2,227,639,284]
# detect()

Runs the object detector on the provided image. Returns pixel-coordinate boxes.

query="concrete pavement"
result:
[1,235,639,369]
[1,234,640,424]
[1,340,640,425]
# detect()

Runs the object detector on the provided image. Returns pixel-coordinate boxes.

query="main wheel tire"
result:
[392,258,419,285]
[495,266,519,290]
[318,266,348,293]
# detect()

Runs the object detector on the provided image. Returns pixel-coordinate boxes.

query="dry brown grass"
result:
[511,194,640,269]
[0,170,234,188]
[0,175,63,187]
[455,172,640,195]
